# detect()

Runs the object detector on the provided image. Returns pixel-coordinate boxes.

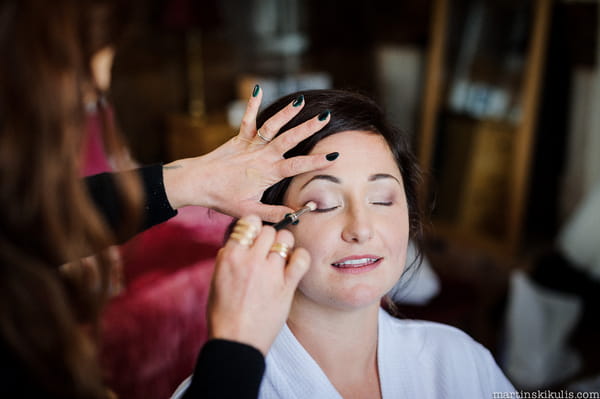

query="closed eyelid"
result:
[313,205,340,213]
[311,197,342,210]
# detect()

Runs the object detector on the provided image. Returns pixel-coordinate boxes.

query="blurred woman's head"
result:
[0,1,136,397]
[259,89,422,311]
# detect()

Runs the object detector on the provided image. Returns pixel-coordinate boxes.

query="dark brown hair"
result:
[0,1,137,397]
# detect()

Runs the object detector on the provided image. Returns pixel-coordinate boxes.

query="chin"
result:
[330,284,387,310]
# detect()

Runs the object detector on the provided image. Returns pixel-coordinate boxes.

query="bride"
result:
[256,89,517,399]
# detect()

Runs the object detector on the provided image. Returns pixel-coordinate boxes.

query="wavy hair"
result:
[0,1,138,397]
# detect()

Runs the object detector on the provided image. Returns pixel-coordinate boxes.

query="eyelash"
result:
[372,201,393,206]
[313,206,340,213]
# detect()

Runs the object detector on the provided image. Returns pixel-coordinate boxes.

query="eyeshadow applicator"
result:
[273,201,317,231]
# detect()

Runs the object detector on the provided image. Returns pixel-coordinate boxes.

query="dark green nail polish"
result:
[326,152,339,161]
[252,84,260,97]
[318,110,331,121]
[293,95,304,107]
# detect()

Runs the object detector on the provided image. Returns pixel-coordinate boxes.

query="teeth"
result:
[332,258,379,267]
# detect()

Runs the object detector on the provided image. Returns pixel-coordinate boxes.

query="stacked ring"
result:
[230,220,259,247]
[256,129,272,143]
[269,242,291,260]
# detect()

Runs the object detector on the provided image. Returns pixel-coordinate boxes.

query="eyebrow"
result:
[369,173,401,184]
[300,175,340,190]
[300,173,401,190]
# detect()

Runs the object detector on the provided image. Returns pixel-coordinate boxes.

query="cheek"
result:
[387,215,409,246]
[293,227,331,298]
[290,221,329,262]
[380,211,410,271]
[289,220,339,290]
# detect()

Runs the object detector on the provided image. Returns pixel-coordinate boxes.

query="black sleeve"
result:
[183,339,266,399]
[84,164,178,242]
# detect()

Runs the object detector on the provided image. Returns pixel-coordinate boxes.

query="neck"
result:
[287,295,381,394]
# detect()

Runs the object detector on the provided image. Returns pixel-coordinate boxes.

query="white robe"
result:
[258,308,517,398]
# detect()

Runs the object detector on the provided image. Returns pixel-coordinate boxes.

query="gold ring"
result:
[234,219,259,234]
[256,129,272,143]
[269,242,291,260]
[229,220,259,247]
[229,232,254,246]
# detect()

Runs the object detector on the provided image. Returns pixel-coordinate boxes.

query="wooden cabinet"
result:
[418,0,552,257]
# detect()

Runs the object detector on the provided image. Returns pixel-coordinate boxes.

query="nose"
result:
[341,204,374,243]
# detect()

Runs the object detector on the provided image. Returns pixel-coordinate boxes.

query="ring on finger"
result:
[234,219,259,233]
[256,129,272,144]
[232,221,259,238]
[229,232,254,246]
[230,221,259,247]
[269,242,291,260]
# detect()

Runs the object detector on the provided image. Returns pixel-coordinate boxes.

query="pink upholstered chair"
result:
[100,206,231,399]
[82,109,231,399]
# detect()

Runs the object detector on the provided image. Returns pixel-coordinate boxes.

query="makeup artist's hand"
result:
[207,215,310,355]
[162,86,336,223]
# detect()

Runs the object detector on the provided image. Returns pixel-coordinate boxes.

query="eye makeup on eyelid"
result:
[296,174,402,213]
[309,196,396,213]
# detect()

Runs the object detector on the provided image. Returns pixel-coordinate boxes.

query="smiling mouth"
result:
[331,257,382,268]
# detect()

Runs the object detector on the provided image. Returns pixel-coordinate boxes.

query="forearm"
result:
[85,164,177,242]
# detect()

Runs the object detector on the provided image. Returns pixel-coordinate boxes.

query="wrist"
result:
[161,158,195,209]
[162,155,220,210]
[208,329,268,357]
[162,160,185,209]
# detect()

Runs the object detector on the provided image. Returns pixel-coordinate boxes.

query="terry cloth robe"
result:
[258,308,518,399]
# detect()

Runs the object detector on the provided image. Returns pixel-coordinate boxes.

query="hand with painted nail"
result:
[207,215,310,355]
[161,85,337,222]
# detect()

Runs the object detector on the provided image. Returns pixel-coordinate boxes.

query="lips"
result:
[331,255,382,268]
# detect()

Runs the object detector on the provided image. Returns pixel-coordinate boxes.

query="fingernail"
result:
[292,95,304,107]
[326,152,339,161]
[318,110,330,121]
[252,84,260,97]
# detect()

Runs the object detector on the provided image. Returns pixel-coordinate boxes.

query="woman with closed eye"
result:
[177,89,517,399]
[1,1,338,398]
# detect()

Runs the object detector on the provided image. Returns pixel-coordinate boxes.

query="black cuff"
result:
[139,163,178,231]
[84,164,177,243]
[184,339,266,399]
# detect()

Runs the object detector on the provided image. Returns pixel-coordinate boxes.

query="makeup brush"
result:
[273,201,317,230]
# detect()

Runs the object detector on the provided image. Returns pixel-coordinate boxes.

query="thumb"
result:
[284,248,310,292]
[248,203,295,223]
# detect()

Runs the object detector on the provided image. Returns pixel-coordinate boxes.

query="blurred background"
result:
[95,0,600,397]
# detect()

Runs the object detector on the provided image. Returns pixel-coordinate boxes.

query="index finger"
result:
[238,85,263,140]
[270,110,331,155]
[251,203,296,224]
[223,215,262,252]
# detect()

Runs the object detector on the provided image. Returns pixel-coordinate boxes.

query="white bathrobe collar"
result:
[261,309,417,398]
